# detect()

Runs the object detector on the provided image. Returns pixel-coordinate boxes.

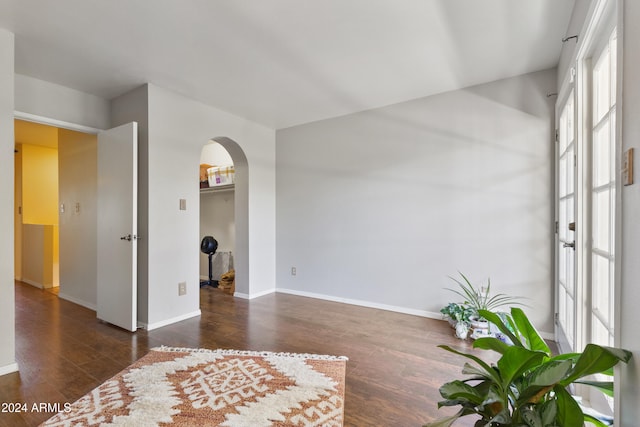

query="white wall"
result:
[15,74,110,130]
[148,83,275,315]
[58,128,98,309]
[276,69,556,333]
[619,0,640,423]
[21,224,47,287]
[0,28,17,375]
[200,142,234,166]
[557,0,592,88]
[110,83,275,328]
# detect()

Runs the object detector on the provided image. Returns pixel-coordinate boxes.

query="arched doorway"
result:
[198,137,249,296]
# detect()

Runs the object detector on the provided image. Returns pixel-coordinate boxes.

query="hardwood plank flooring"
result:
[2,281,487,426]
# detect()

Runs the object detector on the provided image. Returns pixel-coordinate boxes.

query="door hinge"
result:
[555,221,559,234]
[555,129,559,143]
[554,312,559,325]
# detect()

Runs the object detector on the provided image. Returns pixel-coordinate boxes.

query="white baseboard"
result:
[58,293,97,311]
[234,288,276,300]
[274,288,555,340]
[0,362,19,376]
[142,310,201,331]
[21,279,43,289]
[276,288,443,319]
[539,331,555,341]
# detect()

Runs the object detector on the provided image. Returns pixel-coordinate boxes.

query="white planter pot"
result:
[455,321,470,340]
[470,316,490,338]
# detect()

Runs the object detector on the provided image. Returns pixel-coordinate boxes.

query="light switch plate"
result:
[179,198,187,210]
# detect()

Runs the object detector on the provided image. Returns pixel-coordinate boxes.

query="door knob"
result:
[120,234,132,241]
[563,241,575,249]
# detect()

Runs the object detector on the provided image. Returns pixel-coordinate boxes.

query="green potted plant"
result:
[440,303,474,339]
[446,273,524,337]
[440,302,473,326]
[424,308,632,427]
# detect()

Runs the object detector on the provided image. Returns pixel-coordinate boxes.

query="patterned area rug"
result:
[40,347,347,426]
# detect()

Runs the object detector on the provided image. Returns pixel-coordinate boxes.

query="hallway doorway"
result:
[14,118,99,309]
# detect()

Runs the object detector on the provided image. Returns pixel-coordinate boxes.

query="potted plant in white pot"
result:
[445,273,524,339]
[440,302,474,339]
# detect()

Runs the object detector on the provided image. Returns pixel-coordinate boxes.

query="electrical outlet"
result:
[291,267,296,276]
[178,281,187,296]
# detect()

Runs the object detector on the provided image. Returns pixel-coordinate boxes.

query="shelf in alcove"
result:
[200,184,235,194]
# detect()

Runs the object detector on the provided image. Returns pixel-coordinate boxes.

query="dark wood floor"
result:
[1,281,486,427]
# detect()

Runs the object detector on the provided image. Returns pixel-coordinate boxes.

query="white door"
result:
[555,89,578,353]
[97,122,138,332]
[588,27,617,349]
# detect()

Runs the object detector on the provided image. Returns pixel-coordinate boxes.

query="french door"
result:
[589,28,617,348]
[555,2,618,412]
[555,88,578,353]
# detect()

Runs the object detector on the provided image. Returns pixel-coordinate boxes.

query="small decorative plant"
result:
[440,302,474,325]
[446,272,525,319]
[442,273,525,338]
[424,307,632,427]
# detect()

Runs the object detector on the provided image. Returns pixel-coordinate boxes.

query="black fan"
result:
[200,236,219,287]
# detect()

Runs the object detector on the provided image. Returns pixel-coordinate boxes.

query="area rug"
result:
[40,347,348,427]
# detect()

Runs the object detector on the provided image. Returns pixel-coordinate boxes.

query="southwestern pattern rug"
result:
[40,347,348,427]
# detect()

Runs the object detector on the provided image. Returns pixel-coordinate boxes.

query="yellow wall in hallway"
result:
[21,143,58,226]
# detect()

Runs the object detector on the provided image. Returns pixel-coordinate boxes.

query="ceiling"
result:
[0,1,576,130]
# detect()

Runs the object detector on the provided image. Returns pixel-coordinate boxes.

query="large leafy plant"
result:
[425,308,632,427]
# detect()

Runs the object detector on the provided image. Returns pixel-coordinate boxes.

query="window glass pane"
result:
[593,120,611,187]
[594,49,610,123]
[610,108,616,177]
[567,295,575,344]
[593,189,611,252]
[559,156,567,198]
[593,254,610,322]
[567,196,574,238]
[610,31,617,108]
[567,249,575,296]
[592,316,612,347]
[560,110,568,153]
[567,93,574,142]
[567,147,575,193]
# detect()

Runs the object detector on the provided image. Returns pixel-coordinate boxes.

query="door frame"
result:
[15,111,101,135]
[13,111,101,310]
